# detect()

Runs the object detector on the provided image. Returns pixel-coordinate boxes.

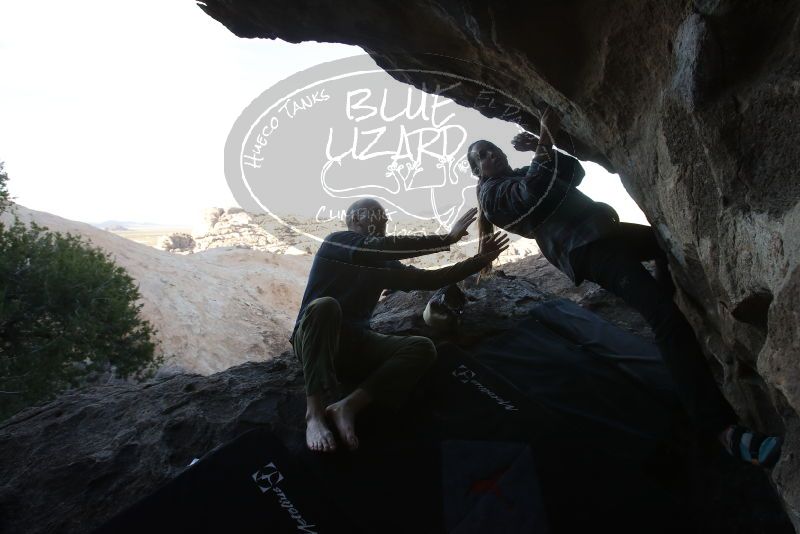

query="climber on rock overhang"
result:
[467,106,782,468]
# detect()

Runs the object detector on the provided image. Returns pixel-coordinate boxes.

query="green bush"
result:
[0,163,9,213]
[0,163,161,420]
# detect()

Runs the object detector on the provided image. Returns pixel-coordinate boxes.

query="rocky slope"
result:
[3,205,312,375]
[198,0,800,524]
[2,204,552,376]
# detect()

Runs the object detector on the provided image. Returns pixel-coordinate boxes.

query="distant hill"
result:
[91,220,185,231]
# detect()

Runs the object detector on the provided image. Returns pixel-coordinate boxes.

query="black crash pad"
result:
[96,299,687,534]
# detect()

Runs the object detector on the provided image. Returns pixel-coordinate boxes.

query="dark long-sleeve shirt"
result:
[291,231,486,341]
[477,151,618,283]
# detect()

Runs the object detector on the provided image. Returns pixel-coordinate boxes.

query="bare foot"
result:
[306,414,337,452]
[326,400,359,451]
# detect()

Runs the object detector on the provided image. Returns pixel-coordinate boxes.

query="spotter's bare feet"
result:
[306,414,337,452]
[326,400,359,451]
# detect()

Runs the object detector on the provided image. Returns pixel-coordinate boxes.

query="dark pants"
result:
[572,223,736,437]
[291,297,437,410]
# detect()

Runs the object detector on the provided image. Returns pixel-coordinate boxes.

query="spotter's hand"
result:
[476,231,510,263]
[446,207,479,244]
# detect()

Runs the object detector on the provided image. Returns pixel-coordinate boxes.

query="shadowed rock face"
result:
[199,0,800,523]
[0,356,308,533]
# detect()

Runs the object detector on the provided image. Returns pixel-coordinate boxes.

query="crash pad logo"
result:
[452,365,518,412]
[453,365,477,382]
[253,462,284,488]
[252,462,317,533]
[224,54,538,248]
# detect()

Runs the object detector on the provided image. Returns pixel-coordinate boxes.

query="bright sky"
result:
[0,0,646,226]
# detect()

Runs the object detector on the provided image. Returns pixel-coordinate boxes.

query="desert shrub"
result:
[157,232,195,252]
[0,163,161,419]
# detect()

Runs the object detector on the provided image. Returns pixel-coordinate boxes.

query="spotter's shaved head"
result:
[345,198,388,235]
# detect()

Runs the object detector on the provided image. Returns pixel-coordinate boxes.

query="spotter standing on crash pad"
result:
[291,199,508,452]
[468,107,782,468]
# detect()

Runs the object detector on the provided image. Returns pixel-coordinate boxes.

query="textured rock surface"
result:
[191,207,310,255]
[372,258,653,345]
[0,356,306,534]
[198,0,800,524]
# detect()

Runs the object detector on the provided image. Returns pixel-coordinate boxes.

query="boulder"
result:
[0,356,305,534]
[197,0,800,523]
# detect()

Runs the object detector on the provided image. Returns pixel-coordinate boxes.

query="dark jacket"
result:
[292,231,488,341]
[477,151,618,283]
